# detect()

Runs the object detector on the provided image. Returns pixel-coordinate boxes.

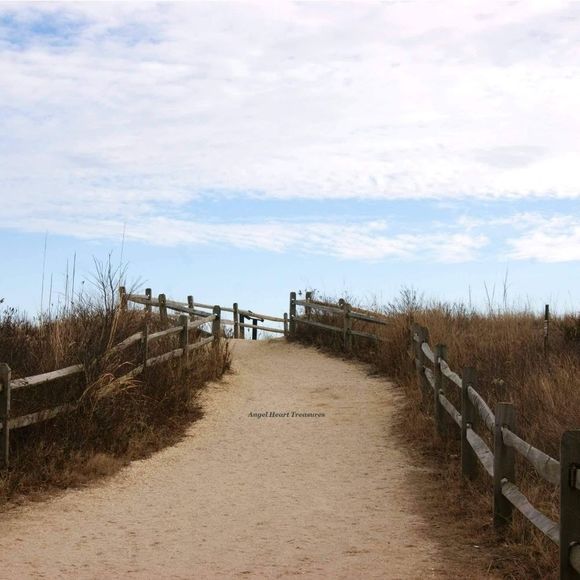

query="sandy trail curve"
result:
[2,339,458,579]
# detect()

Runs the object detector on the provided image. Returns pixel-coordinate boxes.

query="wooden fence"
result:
[410,323,580,579]
[0,287,289,470]
[288,293,580,579]
[123,287,289,340]
[0,293,224,469]
[289,291,387,351]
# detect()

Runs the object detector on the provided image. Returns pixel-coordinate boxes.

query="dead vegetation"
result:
[0,263,230,506]
[293,288,578,579]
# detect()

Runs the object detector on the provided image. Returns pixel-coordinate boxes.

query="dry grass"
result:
[0,281,230,507]
[293,289,578,579]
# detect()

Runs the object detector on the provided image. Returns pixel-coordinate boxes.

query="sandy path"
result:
[1,339,452,579]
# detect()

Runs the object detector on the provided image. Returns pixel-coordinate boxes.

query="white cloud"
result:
[506,215,580,262]
[0,2,578,261]
[1,2,580,206]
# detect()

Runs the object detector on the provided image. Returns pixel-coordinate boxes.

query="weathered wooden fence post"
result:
[239,312,245,339]
[560,430,580,579]
[212,306,221,344]
[544,304,550,358]
[0,364,11,468]
[159,293,168,326]
[461,367,478,481]
[289,292,297,336]
[233,303,239,339]
[119,286,127,310]
[494,402,515,529]
[179,314,189,360]
[145,288,152,314]
[434,344,447,437]
[343,303,353,352]
[187,295,195,319]
[305,291,312,320]
[283,313,289,337]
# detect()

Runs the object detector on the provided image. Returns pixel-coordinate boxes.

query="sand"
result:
[0,339,471,579]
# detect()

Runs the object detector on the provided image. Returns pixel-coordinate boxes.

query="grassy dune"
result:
[293,289,580,579]
[0,288,230,505]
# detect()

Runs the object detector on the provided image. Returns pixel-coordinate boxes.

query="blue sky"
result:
[1,2,580,318]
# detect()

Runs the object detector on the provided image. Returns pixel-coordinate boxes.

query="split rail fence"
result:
[0,287,289,469]
[288,291,388,351]
[0,289,226,469]
[410,323,580,580]
[124,288,289,340]
[288,292,580,580]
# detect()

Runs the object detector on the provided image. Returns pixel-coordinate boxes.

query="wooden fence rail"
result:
[287,291,580,579]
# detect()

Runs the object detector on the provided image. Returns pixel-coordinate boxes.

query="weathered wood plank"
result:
[127,294,151,305]
[187,336,214,351]
[289,292,297,335]
[494,403,515,528]
[0,364,10,466]
[440,360,462,389]
[12,364,85,390]
[570,545,580,577]
[502,426,560,486]
[560,430,580,578]
[164,299,212,318]
[148,325,183,341]
[189,301,234,313]
[237,310,285,323]
[159,293,168,325]
[439,392,462,427]
[502,480,559,544]
[188,316,216,330]
[238,323,285,334]
[468,386,495,433]
[461,367,478,481]
[420,342,436,364]
[467,427,494,477]
[434,344,447,437]
[107,364,145,385]
[146,347,184,368]
[294,300,344,315]
[349,311,388,325]
[212,305,221,341]
[295,318,342,333]
[233,302,239,339]
[109,331,144,354]
[349,329,379,341]
[424,367,436,390]
[10,402,77,429]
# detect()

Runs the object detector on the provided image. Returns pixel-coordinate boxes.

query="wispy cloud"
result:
[506,215,580,262]
[0,209,489,263]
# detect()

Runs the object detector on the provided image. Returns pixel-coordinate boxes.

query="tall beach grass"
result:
[0,262,230,505]
[293,288,580,578]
